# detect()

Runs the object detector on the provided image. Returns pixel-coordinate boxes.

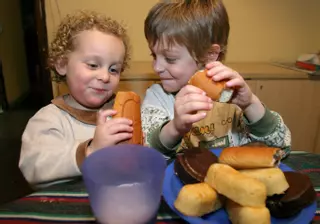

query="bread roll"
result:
[113,91,143,145]
[226,200,271,224]
[205,163,267,207]
[219,146,284,169]
[239,168,289,196]
[174,183,222,217]
[188,69,234,103]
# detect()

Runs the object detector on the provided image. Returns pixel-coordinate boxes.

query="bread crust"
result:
[219,146,283,169]
[188,69,233,102]
[226,200,271,224]
[205,163,267,207]
[113,91,143,145]
[174,183,222,217]
[239,168,289,196]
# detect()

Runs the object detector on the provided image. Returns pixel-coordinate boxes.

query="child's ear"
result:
[54,58,67,76]
[207,44,221,62]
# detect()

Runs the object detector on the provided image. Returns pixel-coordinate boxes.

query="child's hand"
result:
[142,132,147,147]
[206,61,253,110]
[88,110,133,155]
[172,85,212,135]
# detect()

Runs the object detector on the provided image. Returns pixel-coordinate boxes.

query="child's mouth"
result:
[92,88,107,93]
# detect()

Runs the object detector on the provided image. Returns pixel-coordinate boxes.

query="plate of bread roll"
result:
[162,146,317,224]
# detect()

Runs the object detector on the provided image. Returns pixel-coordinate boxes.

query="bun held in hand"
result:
[113,91,143,145]
[188,69,234,103]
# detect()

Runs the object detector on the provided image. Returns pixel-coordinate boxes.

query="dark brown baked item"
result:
[266,171,316,218]
[113,91,143,145]
[174,148,218,185]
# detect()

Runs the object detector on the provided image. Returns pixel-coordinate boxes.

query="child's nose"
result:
[153,60,165,74]
[97,71,110,82]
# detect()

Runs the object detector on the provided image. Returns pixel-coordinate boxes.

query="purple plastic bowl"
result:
[81,144,167,224]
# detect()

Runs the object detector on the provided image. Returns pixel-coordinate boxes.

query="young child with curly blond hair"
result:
[19,10,133,187]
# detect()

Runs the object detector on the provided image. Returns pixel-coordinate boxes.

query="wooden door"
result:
[33,0,53,105]
[245,80,257,95]
[0,60,8,112]
[255,80,319,153]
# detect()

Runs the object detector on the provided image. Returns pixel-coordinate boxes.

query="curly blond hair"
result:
[48,10,131,81]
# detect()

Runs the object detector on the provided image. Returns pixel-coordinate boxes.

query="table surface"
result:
[0,151,319,224]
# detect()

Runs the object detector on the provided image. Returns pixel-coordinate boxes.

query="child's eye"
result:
[109,66,121,74]
[165,57,177,64]
[86,63,99,70]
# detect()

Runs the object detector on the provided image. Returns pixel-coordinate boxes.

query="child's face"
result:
[150,40,198,93]
[59,30,125,109]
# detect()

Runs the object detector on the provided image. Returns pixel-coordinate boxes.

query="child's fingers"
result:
[180,112,208,124]
[212,69,238,82]
[205,61,222,70]
[178,101,213,115]
[106,118,133,127]
[113,133,133,144]
[96,109,117,125]
[177,85,206,97]
[226,77,245,88]
[206,64,225,77]
[106,123,133,135]
[179,93,212,105]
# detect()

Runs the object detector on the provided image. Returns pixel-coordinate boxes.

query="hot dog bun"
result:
[113,91,143,145]
[205,163,267,207]
[188,69,234,103]
[219,146,284,169]
[174,183,222,217]
[226,200,271,224]
[239,168,289,196]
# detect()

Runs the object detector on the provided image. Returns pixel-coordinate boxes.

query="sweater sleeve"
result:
[235,105,291,158]
[141,85,178,159]
[19,105,85,185]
